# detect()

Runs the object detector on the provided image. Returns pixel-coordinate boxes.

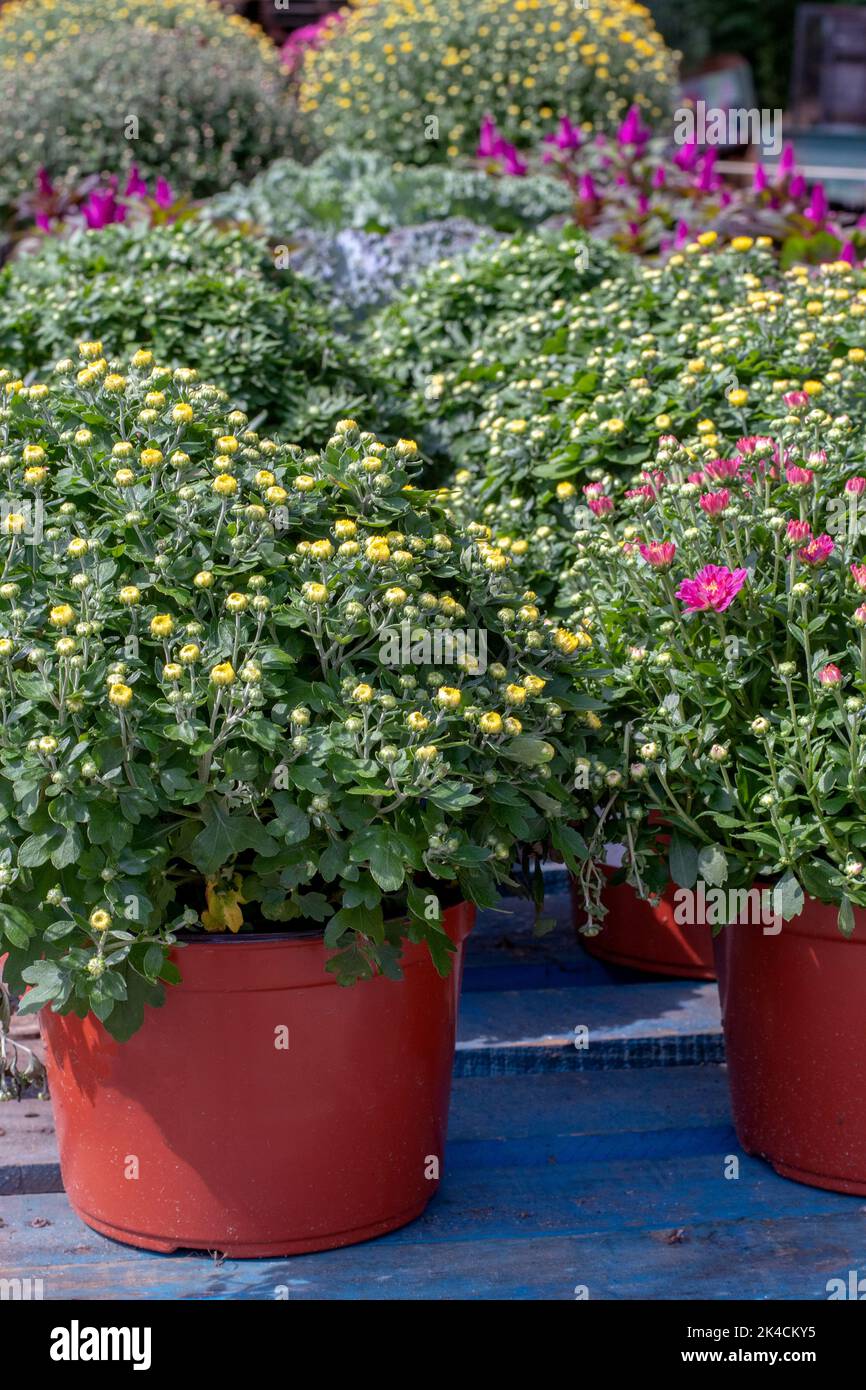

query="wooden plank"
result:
[3,1161,865,1300]
[456,981,722,1073]
[3,1069,866,1299]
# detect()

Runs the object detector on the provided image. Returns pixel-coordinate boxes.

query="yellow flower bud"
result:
[479,711,503,735]
[435,686,461,711]
[210,662,236,687]
[108,682,133,708]
[302,582,329,604]
[150,614,174,639]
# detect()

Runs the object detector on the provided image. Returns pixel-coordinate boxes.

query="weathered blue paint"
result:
[2,1070,865,1300]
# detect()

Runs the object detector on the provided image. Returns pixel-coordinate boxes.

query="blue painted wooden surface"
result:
[3,1070,866,1299]
[1,879,859,1299]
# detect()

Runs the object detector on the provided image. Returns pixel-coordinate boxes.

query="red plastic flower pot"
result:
[714,895,866,1195]
[41,903,474,1257]
[572,876,716,980]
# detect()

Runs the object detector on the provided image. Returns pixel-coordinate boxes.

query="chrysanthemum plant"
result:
[563,394,866,935]
[0,345,596,1043]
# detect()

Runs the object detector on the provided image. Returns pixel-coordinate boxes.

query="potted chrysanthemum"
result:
[0,343,596,1254]
[566,381,866,1194]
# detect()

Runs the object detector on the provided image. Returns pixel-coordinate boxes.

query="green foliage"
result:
[0,18,293,214]
[0,223,374,441]
[0,355,597,1036]
[205,148,575,238]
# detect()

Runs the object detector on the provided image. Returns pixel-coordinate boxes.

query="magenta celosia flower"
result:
[819,663,842,687]
[779,144,797,177]
[699,489,730,515]
[798,534,834,566]
[786,519,812,542]
[790,173,806,200]
[695,150,720,193]
[543,115,582,154]
[676,565,748,614]
[81,183,125,229]
[36,166,54,198]
[704,457,741,480]
[652,165,666,189]
[840,241,857,266]
[673,140,700,171]
[124,165,148,198]
[851,564,866,589]
[805,183,828,224]
[753,164,768,193]
[786,465,814,486]
[846,477,866,494]
[476,114,503,159]
[638,541,676,569]
[617,104,651,148]
[588,496,614,517]
[154,177,174,208]
[578,172,598,202]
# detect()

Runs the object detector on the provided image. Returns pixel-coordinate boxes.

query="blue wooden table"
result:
[2,874,865,1299]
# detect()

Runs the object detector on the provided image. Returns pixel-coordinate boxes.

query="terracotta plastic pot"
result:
[573,877,716,980]
[715,895,866,1195]
[42,903,475,1257]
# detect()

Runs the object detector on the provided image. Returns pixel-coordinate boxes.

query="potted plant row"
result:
[0,344,595,1254]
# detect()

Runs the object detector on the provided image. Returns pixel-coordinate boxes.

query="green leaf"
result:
[189,799,279,876]
[18,830,62,868]
[51,826,82,870]
[550,822,587,871]
[773,870,805,922]
[697,843,728,889]
[669,832,699,890]
[499,736,556,766]
[838,895,856,939]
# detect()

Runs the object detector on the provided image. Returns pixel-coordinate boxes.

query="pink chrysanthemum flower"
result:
[704,457,741,480]
[783,391,810,409]
[588,496,614,517]
[699,489,730,515]
[786,465,814,487]
[846,477,866,494]
[798,534,834,567]
[638,541,677,570]
[676,565,748,614]
[786,519,812,543]
[850,564,866,590]
[624,485,654,503]
[819,664,842,687]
